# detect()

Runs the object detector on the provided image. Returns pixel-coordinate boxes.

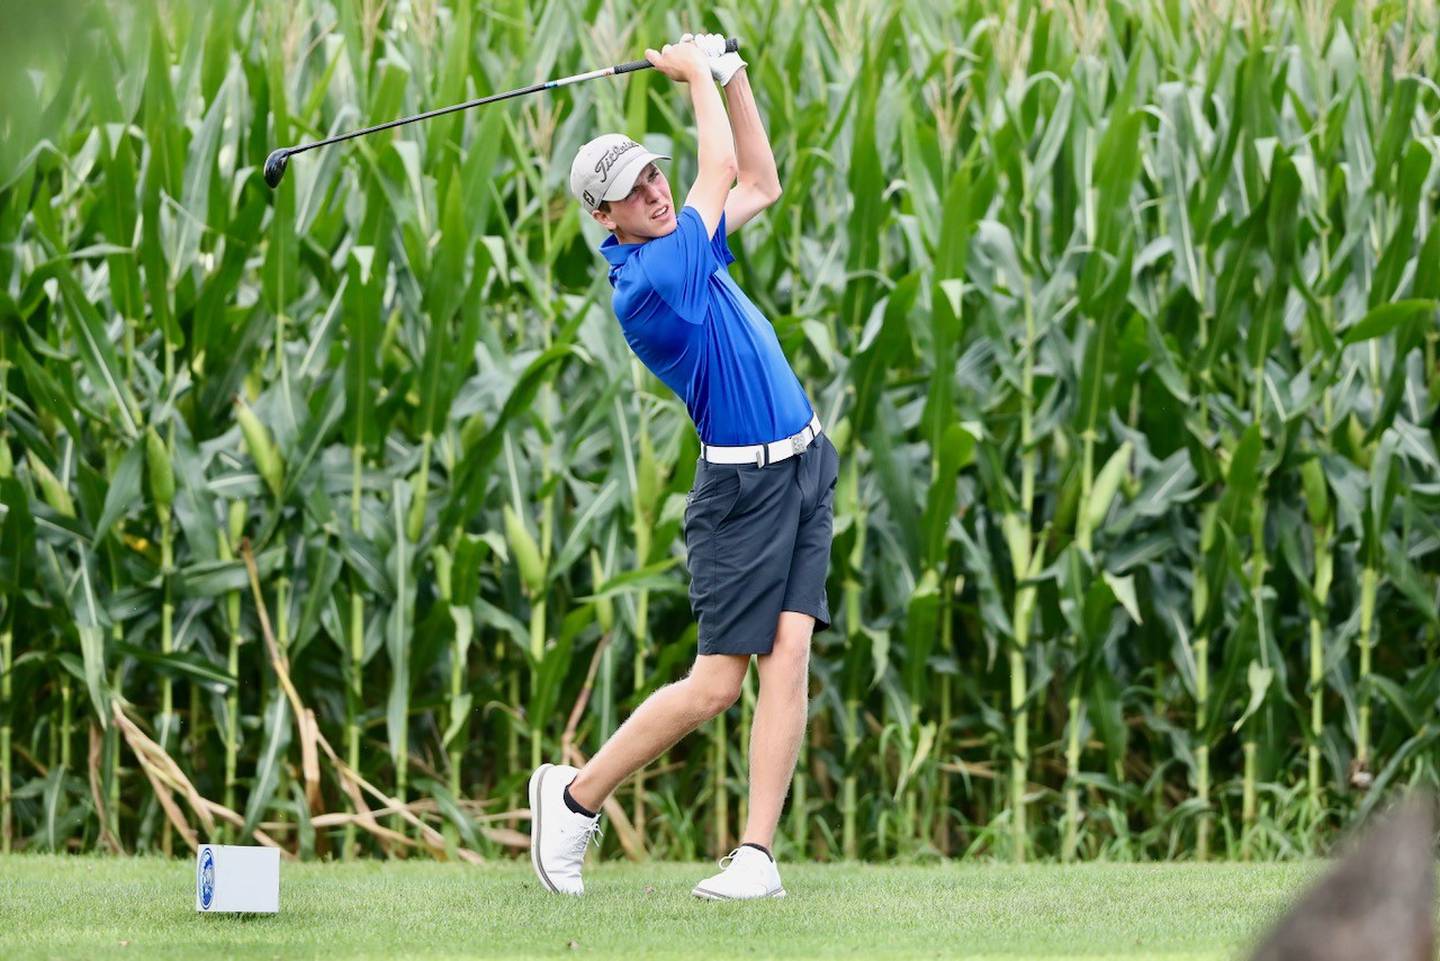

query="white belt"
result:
[700,413,822,467]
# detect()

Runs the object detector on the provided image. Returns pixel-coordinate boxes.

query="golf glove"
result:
[681,31,747,86]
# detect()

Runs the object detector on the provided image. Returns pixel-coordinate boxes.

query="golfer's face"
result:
[610,163,675,237]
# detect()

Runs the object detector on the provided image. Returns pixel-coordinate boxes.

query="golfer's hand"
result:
[645,41,710,84]
[681,32,747,86]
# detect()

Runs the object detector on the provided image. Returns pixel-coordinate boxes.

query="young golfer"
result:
[528,33,838,900]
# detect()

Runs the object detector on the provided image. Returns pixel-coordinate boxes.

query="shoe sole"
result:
[691,885,787,901]
[528,763,561,894]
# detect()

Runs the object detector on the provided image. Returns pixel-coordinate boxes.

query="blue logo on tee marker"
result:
[198,847,216,910]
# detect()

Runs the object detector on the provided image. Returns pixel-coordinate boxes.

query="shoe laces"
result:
[565,817,604,859]
[717,846,744,870]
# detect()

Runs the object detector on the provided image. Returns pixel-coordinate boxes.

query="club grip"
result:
[613,37,744,75]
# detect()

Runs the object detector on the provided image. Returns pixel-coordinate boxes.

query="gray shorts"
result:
[681,431,839,656]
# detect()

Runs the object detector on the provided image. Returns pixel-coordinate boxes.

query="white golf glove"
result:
[680,31,747,86]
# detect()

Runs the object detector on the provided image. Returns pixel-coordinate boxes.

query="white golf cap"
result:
[569,133,670,213]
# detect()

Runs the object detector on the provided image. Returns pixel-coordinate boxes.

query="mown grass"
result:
[0,854,1334,960]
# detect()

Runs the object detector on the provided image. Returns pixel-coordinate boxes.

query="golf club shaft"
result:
[282,38,741,161]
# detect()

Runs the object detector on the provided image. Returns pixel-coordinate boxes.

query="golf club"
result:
[263,37,743,188]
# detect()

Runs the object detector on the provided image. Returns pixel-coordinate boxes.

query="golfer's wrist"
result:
[718,62,747,88]
[711,51,746,86]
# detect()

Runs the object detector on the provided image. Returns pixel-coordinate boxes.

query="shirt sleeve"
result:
[711,210,736,267]
[636,205,727,323]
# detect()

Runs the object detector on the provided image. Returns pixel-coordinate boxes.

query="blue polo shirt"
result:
[600,205,814,446]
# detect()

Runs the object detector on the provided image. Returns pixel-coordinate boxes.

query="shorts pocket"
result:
[686,463,742,513]
[715,465,757,529]
[711,467,762,582]
[683,465,744,569]
[684,465,757,599]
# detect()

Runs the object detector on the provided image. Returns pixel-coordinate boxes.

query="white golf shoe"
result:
[528,762,604,896]
[691,845,787,900]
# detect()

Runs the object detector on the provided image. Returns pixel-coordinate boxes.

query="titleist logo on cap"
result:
[594,139,640,180]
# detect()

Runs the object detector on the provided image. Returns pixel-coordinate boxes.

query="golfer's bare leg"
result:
[567,651,749,811]
[740,611,815,850]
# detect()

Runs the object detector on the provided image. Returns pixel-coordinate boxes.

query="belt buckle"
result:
[791,433,807,456]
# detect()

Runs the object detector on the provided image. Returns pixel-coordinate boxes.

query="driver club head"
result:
[263,149,290,189]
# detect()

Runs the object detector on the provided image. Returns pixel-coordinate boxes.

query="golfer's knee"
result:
[770,631,810,663]
[760,651,808,693]
[684,673,742,716]
[760,626,811,688]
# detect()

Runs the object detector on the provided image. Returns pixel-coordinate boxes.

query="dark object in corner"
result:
[1248,794,1435,961]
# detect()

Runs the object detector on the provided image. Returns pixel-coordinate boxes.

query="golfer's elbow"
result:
[740,176,782,206]
[702,153,739,185]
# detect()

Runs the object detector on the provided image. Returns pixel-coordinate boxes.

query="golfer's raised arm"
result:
[722,69,782,233]
[645,42,736,236]
[687,80,740,236]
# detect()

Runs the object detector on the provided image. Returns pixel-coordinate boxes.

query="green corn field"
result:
[1,0,1438,867]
